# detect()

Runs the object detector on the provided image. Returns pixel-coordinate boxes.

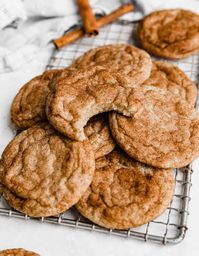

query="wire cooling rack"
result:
[0,20,198,245]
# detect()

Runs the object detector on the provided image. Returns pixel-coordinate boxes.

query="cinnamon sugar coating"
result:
[85,114,116,159]
[144,61,197,106]
[109,86,199,168]
[46,66,140,141]
[137,9,199,59]
[1,123,95,217]
[76,149,174,229]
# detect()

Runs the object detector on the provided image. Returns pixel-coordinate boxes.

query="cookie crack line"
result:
[76,150,175,229]
[90,167,162,210]
[147,61,197,106]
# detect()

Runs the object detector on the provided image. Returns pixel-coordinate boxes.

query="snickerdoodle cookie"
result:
[1,123,95,217]
[0,248,39,256]
[72,44,152,86]
[109,86,199,169]
[137,9,199,59]
[11,68,78,130]
[11,69,60,129]
[46,66,139,141]
[76,149,175,229]
[85,114,115,159]
[144,61,197,106]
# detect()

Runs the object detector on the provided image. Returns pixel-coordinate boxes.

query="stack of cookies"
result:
[0,9,199,230]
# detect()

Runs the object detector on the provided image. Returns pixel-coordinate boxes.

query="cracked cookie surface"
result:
[144,61,197,106]
[0,248,39,256]
[46,66,139,141]
[137,9,199,59]
[109,86,199,169]
[76,149,175,229]
[85,114,115,159]
[72,44,152,86]
[1,123,95,217]
[11,69,60,129]
[11,68,77,130]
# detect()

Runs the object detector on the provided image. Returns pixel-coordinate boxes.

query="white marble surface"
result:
[0,46,199,256]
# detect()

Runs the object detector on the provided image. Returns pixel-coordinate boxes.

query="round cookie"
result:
[76,149,175,229]
[144,61,197,106]
[1,123,95,217]
[46,66,138,141]
[11,68,77,130]
[85,114,115,159]
[137,9,199,59]
[109,86,199,169]
[0,249,39,256]
[72,44,152,86]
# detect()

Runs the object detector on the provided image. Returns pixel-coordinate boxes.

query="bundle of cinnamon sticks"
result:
[53,1,134,49]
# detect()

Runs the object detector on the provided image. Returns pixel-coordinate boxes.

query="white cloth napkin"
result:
[0,0,26,30]
[1,0,199,73]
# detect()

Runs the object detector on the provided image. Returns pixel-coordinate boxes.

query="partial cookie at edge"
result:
[0,248,39,256]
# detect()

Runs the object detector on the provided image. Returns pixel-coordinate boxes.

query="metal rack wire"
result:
[0,20,198,244]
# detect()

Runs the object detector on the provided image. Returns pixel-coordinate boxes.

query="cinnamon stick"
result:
[97,3,134,27]
[77,0,99,36]
[53,3,134,49]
